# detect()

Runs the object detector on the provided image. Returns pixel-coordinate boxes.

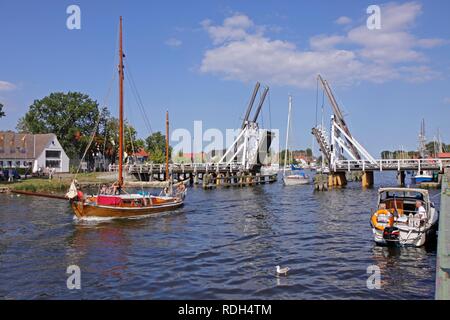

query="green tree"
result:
[305,148,312,157]
[279,149,298,166]
[16,92,100,160]
[101,117,141,162]
[0,103,5,118]
[145,131,172,163]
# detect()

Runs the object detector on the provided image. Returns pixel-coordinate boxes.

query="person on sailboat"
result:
[176,183,186,193]
[161,187,170,196]
[100,184,108,195]
[112,181,121,195]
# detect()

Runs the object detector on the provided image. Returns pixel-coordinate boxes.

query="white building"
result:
[0,131,69,173]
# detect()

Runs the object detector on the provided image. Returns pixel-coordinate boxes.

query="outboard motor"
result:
[383,226,400,244]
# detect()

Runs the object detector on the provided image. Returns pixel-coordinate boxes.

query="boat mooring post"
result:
[397,170,406,187]
[361,171,374,188]
[436,168,450,299]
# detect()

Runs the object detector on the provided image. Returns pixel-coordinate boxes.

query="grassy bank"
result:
[1,172,165,193]
[2,173,109,193]
[5,179,71,193]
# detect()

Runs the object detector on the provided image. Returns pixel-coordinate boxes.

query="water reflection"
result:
[0,171,439,299]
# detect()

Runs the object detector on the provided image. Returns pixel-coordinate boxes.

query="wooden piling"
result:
[362,171,374,188]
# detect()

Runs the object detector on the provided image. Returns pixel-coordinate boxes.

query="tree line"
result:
[15,92,170,166]
[380,141,449,159]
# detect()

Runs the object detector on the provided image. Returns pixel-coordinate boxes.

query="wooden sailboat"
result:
[282,95,310,186]
[67,17,186,219]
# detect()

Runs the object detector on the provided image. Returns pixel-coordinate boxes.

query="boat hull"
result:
[71,199,184,219]
[283,176,310,185]
[372,223,437,247]
[413,176,433,183]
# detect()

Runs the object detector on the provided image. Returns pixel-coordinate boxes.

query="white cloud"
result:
[335,16,352,25]
[199,3,446,89]
[310,35,346,51]
[165,38,182,47]
[201,13,262,45]
[0,81,16,91]
[417,38,447,48]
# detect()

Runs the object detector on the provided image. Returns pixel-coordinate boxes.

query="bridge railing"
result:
[333,158,450,172]
[108,162,245,173]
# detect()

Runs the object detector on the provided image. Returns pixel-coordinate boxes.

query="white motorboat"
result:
[370,187,439,247]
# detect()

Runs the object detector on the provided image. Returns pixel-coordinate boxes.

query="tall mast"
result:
[283,95,292,176]
[165,111,169,181]
[118,16,124,186]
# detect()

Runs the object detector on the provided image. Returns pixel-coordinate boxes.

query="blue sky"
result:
[0,0,449,156]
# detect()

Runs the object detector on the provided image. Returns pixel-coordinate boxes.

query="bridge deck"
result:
[332,158,450,172]
[112,163,262,175]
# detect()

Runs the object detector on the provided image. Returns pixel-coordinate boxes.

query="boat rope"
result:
[75,68,116,177]
[72,20,119,180]
[122,81,147,192]
[124,58,153,135]
[74,111,102,177]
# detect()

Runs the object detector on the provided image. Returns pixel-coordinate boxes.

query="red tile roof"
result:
[132,148,149,157]
[438,152,450,158]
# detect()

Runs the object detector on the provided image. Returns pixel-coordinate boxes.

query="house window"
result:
[45,160,61,168]
[0,160,3,167]
[15,161,21,167]
[7,161,12,168]
[46,150,61,158]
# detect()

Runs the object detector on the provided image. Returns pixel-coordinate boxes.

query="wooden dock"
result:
[436,170,450,300]
[109,163,279,187]
[200,172,277,189]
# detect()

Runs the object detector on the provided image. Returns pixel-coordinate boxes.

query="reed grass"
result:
[7,179,70,193]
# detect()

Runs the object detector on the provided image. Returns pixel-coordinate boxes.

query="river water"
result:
[0,172,440,299]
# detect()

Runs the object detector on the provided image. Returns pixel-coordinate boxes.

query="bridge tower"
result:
[218,83,276,172]
[313,75,377,187]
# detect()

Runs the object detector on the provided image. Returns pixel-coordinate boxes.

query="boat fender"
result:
[371,209,394,231]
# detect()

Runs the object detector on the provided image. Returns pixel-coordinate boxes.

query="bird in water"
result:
[276,265,289,276]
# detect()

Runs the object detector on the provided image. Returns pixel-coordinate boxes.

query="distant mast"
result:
[118,16,124,186]
[418,118,427,159]
[283,95,292,176]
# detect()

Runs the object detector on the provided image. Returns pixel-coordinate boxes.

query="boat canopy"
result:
[378,188,430,201]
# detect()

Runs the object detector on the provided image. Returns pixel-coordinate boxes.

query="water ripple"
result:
[0,172,439,299]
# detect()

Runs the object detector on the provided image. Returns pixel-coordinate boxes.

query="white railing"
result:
[333,158,450,172]
[109,162,246,173]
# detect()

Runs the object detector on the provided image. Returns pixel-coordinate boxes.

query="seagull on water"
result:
[276,265,289,276]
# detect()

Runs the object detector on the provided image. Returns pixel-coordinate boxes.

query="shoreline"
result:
[0,172,172,195]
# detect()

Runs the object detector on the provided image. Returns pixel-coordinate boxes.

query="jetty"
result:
[436,169,450,299]
[110,163,278,189]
